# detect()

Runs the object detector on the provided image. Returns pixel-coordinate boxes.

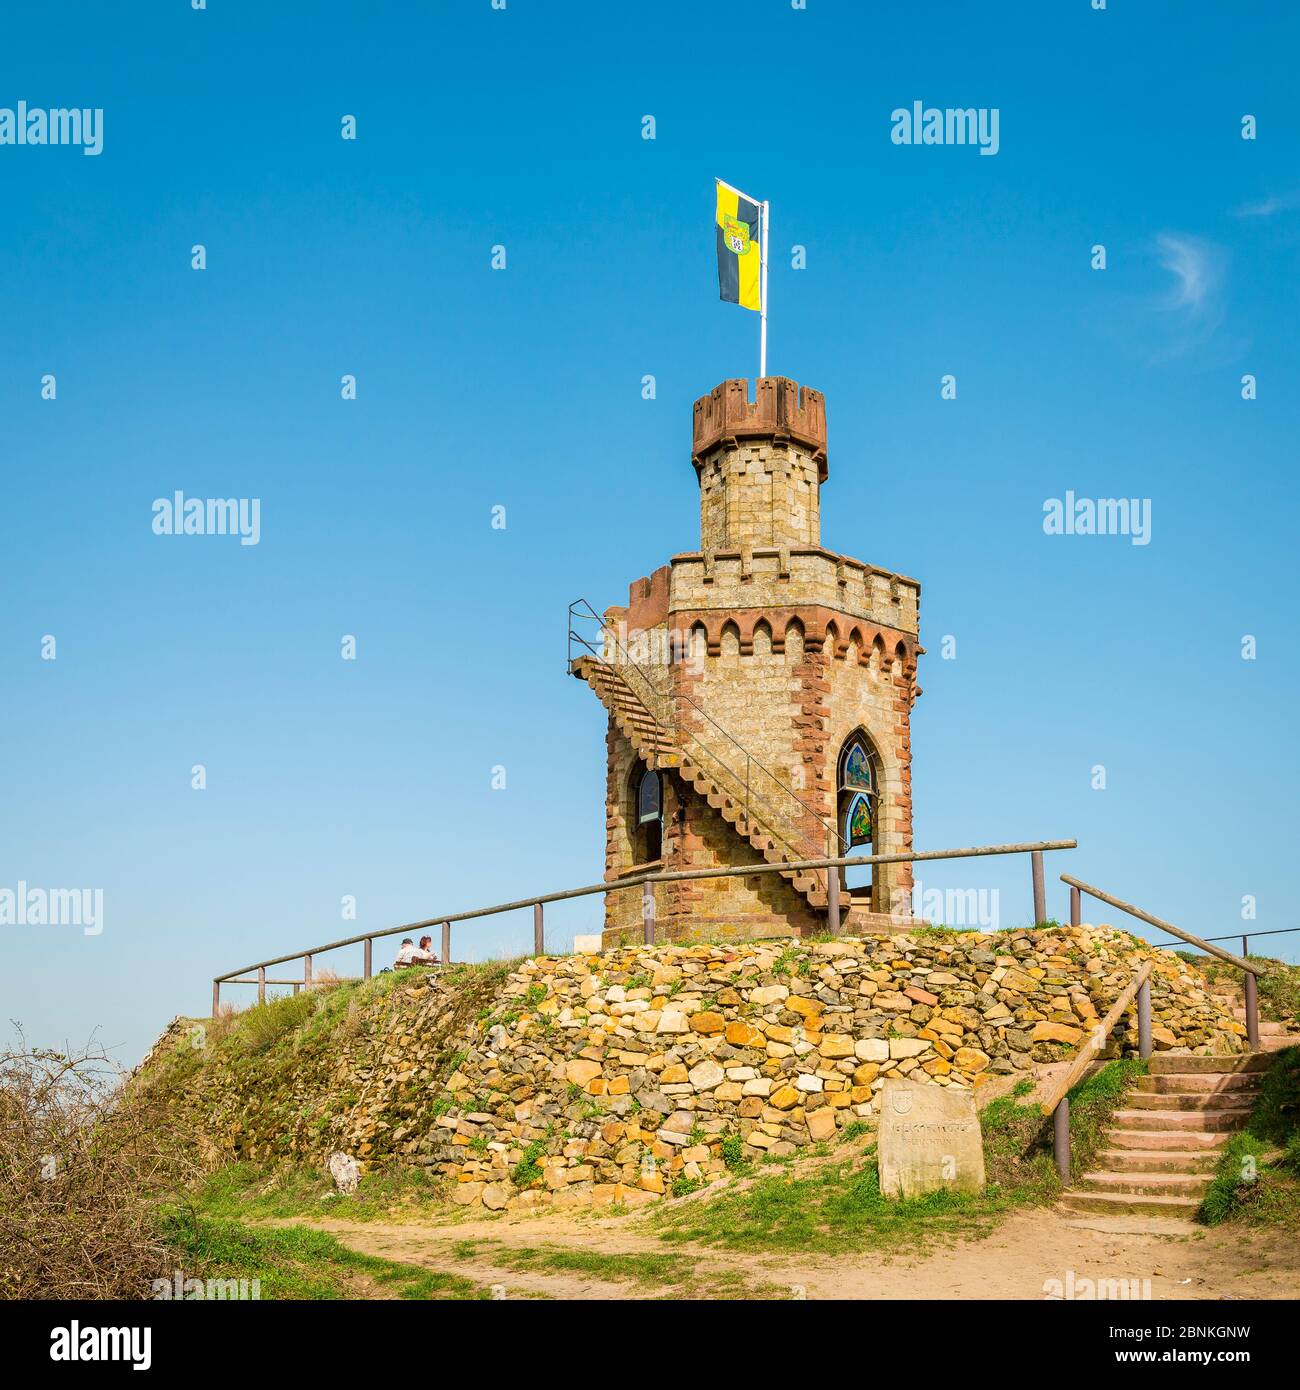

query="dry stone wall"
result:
[147,925,1245,1216]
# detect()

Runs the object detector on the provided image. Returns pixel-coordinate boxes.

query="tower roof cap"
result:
[691,377,827,479]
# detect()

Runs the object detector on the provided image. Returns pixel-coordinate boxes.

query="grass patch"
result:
[1179,953,1300,1026]
[1200,1047,1300,1227]
[488,1243,696,1286]
[449,1239,785,1299]
[1254,960,1300,1027]
[188,1161,445,1224]
[161,1210,489,1300]
[1064,1056,1149,1176]
[650,1148,1007,1256]
[649,1060,1141,1256]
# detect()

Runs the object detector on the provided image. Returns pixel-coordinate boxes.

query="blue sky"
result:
[2,1,1297,1066]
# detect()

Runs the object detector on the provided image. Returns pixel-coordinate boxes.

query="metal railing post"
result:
[212,838,1078,999]
[1070,883,1081,927]
[1244,968,1260,1050]
[827,862,840,934]
[1053,1097,1070,1183]
[1137,977,1152,1059]
[643,879,656,946]
[363,938,372,980]
[533,901,544,955]
[211,980,220,1019]
[257,966,266,1005]
[1032,849,1046,925]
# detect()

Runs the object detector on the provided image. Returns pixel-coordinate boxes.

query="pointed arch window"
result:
[637,768,661,826]
[837,736,875,850]
[633,766,663,863]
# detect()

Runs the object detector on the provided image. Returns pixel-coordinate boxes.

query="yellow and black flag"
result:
[716,180,762,312]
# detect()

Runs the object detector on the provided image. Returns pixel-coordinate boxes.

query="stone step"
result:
[1106,1127,1230,1151]
[1136,1072,1261,1094]
[1096,1146,1220,1173]
[1146,1053,1271,1075]
[1232,1009,1286,1032]
[1259,1035,1300,1052]
[1059,1190,1202,1219]
[1077,1171,1213,1197]
[1110,1108,1246,1133]
[1124,1092,1256,1113]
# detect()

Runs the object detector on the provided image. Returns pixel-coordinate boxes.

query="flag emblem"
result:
[722,214,749,256]
[715,180,762,312]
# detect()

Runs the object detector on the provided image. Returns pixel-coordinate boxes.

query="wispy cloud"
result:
[1235,190,1300,218]
[1155,233,1220,315]
[1146,233,1230,361]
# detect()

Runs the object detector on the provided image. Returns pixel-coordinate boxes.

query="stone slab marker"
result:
[877,1078,985,1200]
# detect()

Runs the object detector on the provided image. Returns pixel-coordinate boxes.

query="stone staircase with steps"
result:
[1059,1053,1272,1222]
[1211,983,1300,1052]
[573,655,830,914]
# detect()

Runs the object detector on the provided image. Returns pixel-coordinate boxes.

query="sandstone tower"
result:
[570,377,922,947]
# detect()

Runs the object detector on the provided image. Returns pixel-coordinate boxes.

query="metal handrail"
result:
[569,600,831,845]
[567,598,846,861]
[1158,926,1300,949]
[211,837,1076,1014]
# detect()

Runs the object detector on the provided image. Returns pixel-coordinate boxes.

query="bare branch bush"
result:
[0,1030,197,1299]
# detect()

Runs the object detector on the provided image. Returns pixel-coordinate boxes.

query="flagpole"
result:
[759,200,769,379]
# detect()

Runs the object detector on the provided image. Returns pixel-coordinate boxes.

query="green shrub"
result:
[510,1140,546,1189]
[1200,1047,1300,1226]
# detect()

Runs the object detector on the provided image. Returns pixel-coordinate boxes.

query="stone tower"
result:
[571,377,922,947]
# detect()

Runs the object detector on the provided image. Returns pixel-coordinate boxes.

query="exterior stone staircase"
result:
[573,655,829,913]
[1060,1053,1272,1221]
[1215,986,1300,1052]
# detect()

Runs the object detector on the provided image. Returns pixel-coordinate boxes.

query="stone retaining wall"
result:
[146,925,1245,1215]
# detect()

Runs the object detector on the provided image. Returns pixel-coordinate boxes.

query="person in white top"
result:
[394,936,439,968]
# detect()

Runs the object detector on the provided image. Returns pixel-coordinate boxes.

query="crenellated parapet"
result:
[692,377,828,479]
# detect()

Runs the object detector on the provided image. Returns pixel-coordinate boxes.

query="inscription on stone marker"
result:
[877,1078,986,1200]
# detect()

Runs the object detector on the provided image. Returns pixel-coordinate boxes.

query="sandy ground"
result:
[286,1203,1300,1302]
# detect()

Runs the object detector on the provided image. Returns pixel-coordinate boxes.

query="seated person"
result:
[394,936,439,968]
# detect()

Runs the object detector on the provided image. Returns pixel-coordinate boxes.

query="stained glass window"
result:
[841,740,873,792]
[845,792,872,848]
[637,768,661,825]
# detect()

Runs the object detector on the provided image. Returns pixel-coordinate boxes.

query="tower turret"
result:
[691,376,827,552]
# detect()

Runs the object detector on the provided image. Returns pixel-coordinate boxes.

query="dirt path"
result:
[285,1205,1300,1302]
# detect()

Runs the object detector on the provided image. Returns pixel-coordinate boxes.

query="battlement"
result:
[691,377,828,481]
